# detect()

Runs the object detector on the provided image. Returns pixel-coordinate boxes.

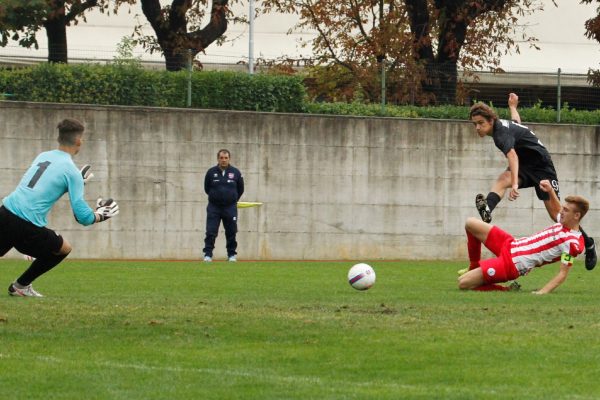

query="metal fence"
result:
[1,44,599,111]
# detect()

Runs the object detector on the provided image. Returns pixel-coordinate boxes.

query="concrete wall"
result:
[1,101,598,260]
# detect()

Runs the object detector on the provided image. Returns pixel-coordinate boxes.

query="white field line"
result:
[2,353,596,399]
[0,353,426,392]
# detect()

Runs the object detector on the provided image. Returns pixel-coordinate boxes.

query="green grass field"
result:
[1,258,600,399]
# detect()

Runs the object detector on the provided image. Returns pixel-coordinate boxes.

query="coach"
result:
[203,149,244,262]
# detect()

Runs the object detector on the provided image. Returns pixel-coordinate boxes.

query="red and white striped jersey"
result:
[510,223,584,276]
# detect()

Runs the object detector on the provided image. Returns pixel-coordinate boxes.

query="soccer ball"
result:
[347,263,376,290]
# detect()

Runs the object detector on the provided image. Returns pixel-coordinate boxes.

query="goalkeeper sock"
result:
[16,252,69,286]
[486,192,502,212]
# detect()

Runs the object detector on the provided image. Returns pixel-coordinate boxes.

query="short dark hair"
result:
[469,103,497,122]
[565,195,590,220]
[217,149,231,158]
[57,118,84,146]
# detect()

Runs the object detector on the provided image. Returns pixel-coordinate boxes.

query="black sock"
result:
[486,192,502,212]
[580,227,593,249]
[17,252,68,286]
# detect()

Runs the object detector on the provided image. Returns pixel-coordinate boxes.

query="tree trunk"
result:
[189,0,228,52]
[426,61,458,104]
[141,0,229,72]
[407,0,507,104]
[163,47,189,72]
[44,10,68,63]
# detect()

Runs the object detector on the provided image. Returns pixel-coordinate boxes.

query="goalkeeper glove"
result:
[95,198,119,222]
[80,164,94,184]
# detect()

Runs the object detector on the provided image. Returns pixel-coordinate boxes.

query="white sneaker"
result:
[228,256,237,262]
[8,283,44,297]
[203,256,212,262]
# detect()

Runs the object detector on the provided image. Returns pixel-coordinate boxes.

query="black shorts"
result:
[0,206,63,258]
[517,160,560,201]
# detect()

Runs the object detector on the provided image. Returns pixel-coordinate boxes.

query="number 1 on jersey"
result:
[27,161,51,188]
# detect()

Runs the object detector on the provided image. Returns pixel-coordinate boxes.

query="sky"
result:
[1,0,599,74]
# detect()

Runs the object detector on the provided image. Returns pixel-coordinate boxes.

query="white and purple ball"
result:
[348,263,376,290]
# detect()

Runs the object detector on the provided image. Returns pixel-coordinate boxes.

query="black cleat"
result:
[508,281,521,292]
[585,238,597,271]
[475,194,492,223]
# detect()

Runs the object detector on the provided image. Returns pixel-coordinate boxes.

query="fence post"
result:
[380,59,386,114]
[249,0,255,74]
[187,50,193,108]
[556,68,561,123]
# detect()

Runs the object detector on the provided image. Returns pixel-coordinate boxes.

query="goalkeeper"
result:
[1,118,119,297]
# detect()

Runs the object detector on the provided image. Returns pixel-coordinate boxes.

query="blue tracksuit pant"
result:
[203,202,238,257]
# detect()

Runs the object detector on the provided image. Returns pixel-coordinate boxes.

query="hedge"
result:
[305,101,600,125]
[0,63,306,113]
[2,63,598,125]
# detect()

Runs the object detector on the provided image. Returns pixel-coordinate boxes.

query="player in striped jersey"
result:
[458,180,588,294]
[469,93,596,271]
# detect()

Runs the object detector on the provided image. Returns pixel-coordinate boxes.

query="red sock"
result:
[474,284,509,292]
[466,231,481,270]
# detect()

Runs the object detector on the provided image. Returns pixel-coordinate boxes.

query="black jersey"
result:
[492,119,552,165]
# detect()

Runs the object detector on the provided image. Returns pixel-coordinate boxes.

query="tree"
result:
[128,0,236,71]
[582,0,600,86]
[262,0,549,104]
[0,0,108,63]
[2,0,236,71]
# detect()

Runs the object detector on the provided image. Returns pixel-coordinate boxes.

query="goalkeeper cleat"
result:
[476,194,492,223]
[8,282,44,297]
[203,255,212,262]
[228,256,237,262]
[457,267,468,276]
[585,238,597,271]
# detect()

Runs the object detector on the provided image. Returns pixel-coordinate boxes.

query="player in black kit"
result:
[469,93,596,270]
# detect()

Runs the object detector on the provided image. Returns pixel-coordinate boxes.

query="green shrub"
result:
[305,102,420,118]
[1,63,598,125]
[305,101,600,125]
[559,109,600,125]
[0,63,306,113]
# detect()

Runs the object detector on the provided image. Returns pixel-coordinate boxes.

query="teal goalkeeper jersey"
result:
[2,149,96,227]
